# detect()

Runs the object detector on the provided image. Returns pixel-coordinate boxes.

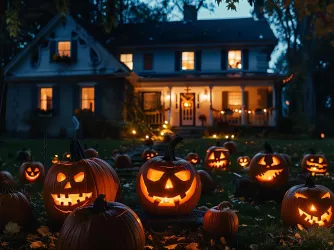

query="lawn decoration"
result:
[84,148,99,158]
[57,194,145,250]
[19,161,45,183]
[281,175,334,227]
[204,141,230,171]
[237,153,250,169]
[186,152,200,166]
[43,139,121,222]
[62,152,71,161]
[16,148,32,163]
[197,170,215,194]
[0,180,32,231]
[301,149,328,175]
[203,201,239,236]
[114,152,132,168]
[223,139,237,155]
[248,142,289,187]
[142,148,158,162]
[136,135,201,216]
[52,155,60,164]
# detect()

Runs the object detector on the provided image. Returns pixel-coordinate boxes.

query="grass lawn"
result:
[1,137,334,249]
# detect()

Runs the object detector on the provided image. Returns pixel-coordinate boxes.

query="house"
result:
[4,9,280,137]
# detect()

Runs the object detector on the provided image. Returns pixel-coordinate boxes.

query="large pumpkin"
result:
[136,135,201,216]
[281,176,334,227]
[43,139,121,222]
[204,141,230,171]
[57,194,145,250]
[197,170,215,194]
[248,142,289,187]
[142,148,158,162]
[19,161,45,184]
[114,153,132,168]
[301,149,328,175]
[0,180,32,231]
[186,152,201,166]
[203,201,239,236]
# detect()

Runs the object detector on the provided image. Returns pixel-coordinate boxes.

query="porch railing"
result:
[144,110,165,126]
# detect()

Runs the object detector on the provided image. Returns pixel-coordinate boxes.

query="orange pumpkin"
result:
[19,161,45,184]
[204,141,230,171]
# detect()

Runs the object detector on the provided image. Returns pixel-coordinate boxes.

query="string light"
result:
[132,130,136,135]
[145,135,149,139]
[283,73,294,84]
[213,134,217,138]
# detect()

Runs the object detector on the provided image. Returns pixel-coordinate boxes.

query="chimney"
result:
[183,4,197,21]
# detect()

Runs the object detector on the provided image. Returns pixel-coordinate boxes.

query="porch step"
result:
[171,126,205,139]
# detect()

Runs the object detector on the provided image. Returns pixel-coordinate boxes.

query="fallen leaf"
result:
[123,183,131,188]
[220,237,227,245]
[163,235,177,241]
[145,246,154,249]
[267,214,275,219]
[1,242,9,246]
[164,244,179,249]
[27,234,39,241]
[48,242,56,249]
[295,233,301,239]
[147,235,153,241]
[37,226,50,237]
[3,222,20,235]
[49,235,58,241]
[240,224,247,227]
[225,247,230,250]
[186,242,199,250]
[297,224,304,231]
[249,244,259,250]
[177,237,186,242]
[210,239,215,246]
[30,241,46,249]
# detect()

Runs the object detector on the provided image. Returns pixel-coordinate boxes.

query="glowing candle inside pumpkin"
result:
[310,205,317,211]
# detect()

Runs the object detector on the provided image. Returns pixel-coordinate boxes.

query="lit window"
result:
[182,52,194,70]
[81,87,95,112]
[58,41,71,57]
[40,88,53,111]
[120,54,133,70]
[228,92,242,108]
[228,50,242,69]
[143,92,160,111]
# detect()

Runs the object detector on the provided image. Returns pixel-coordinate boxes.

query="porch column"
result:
[168,86,172,124]
[241,85,246,125]
[272,84,276,126]
[209,85,213,126]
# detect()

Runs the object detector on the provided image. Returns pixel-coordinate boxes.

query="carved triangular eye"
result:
[26,167,32,172]
[258,157,266,165]
[322,192,330,199]
[147,169,164,181]
[294,193,308,199]
[175,170,190,181]
[209,153,215,160]
[271,156,280,166]
[319,158,324,164]
[220,153,225,159]
[57,172,66,182]
[34,168,40,172]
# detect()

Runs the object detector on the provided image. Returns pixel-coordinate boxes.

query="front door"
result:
[180,93,195,126]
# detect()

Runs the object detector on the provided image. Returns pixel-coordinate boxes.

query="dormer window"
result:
[182,52,194,70]
[120,54,133,70]
[57,41,71,57]
[228,50,242,69]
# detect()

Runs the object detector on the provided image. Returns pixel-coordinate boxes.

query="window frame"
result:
[143,53,154,71]
[57,41,71,57]
[181,51,195,71]
[81,87,95,112]
[120,53,133,70]
[227,49,242,70]
[39,87,53,111]
[141,92,161,111]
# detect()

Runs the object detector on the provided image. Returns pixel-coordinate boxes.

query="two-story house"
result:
[3,10,279,137]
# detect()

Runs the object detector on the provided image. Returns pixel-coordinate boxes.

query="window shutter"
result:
[49,40,56,62]
[222,91,228,109]
[221,50,227,70]
[95,84,101,114]
[32,85,38,111]
[52,85,60,116]
[242,49,249,70]
[143,53,153,70]
[175,51,181,71]
[195,50,201,71]
[73,85,80,112]
[244,91,249,109]
[71,39,78,62]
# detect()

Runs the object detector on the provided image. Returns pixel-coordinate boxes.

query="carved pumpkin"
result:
[84,148,99,158]
[16,148,32,164]
[197,170,215,194]
[301,149,328,175]
[43,139,121,223]
[186,152,201,166]
[223,139,237,155]
[204,141,230,171]
[57,195,145,250]
[281,176,334,227]
[203,201,239,236]
[142,148,158,162]
[248,142,289,187]
[237,154,251,169]
[0,170,15,187]
[52,155,60,164]
[0,180,32,231]
[114,153,132,168]
[62,152,71,161]
[136,135,201,216]
[19,161,45,184]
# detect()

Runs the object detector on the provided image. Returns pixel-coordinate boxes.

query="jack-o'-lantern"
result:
[136,135,201,216]
[248,142,289,187]
[84,148,99,158]
[19,161,45,183]
[223,139,237,155]
[281,175,334,227]
[142,148,158,162]
[186,152,200,166]
[301,149,328,175]
[43,139,121,223]
[52,155,60,164]
[237,154,251,169]
[204,141,230,171]
[114,153,132,168]
[62,152,71,161]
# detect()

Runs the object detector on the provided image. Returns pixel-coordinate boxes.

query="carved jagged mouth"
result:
[191,159,198,164]
[306,160,327,173]
[51,193,93,213]
[139,176,197,207]
[208,161,228,169]
[255,169,283,182]
[298,206,332,226]
[239,162,248,167]
[25,172,40,181]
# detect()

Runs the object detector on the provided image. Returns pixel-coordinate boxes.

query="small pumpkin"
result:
[223,139,237,155]
[62,152,71,161]
[204,141,230,171]
[19,161,45,184]
[114,153,132,168]
[186,152,201,166]
[0,180,32,231]
[248,142,289,187]
[84,148,99,158]
[136,135,201,216]
[16,148,32,164]
[203,201,239,236]
[52,155,60,164]
[281,175,334,227]
[57,194,145,250]
[301,149,328,175]
[43,139,121,223]
[144,137,154,146]
[142,148,158,162]
[237,153,251,169]
[197,170,215,194]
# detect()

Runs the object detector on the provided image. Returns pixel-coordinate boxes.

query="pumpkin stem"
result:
[162,134,183,161]
[309,148,316,154]
[216,141,221,146]
[217,201,233,210]
[70,139,86,161]
[93,194,107,213]
[305,174,315,188]
[263,142,273,153]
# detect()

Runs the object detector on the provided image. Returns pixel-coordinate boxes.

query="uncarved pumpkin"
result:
[16,149,32,164]
[19,161,45,184]
[197,170,215,194]
[84,148,99,158]
[223,140,237,155]
[57,194,145,250]
[114,153,132,168]
[0,170,15,187]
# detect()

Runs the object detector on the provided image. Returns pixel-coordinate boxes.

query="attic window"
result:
[58,41,71,57]
[181,52,194,70]
[120,54,133,70]
[228,50,242,69]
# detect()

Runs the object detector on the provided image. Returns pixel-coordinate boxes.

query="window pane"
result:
[40,88,53,110]
[143,93,158,111]
[58,41,71,57]
[228,92,242,108]
[182,52,194,70]
[228,50,242,69]
[120,53,133,70]
[81,87,95,112]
